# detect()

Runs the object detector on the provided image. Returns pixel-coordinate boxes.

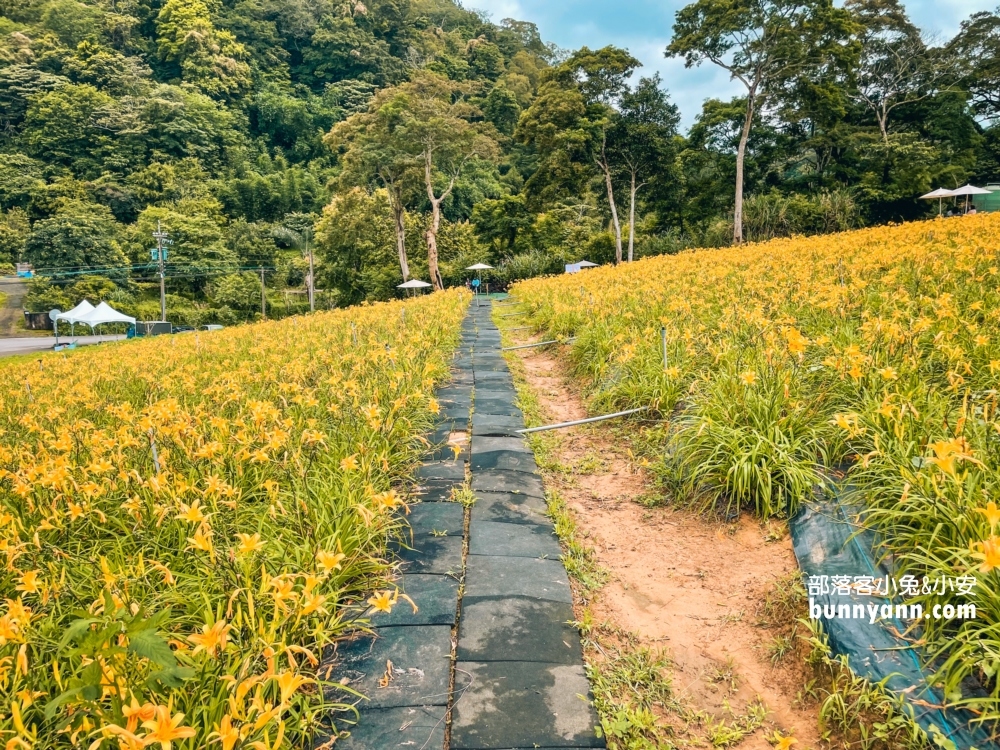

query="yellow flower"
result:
[317,549,346,573]
[274,670,311,705]
[189,619,231,658]
[972,536,1000,573]
[209,715,241,750]
[234,532,265,556]
[773,735,797,750]
[140,705,197,750]
[977,502,1000,529]
[878,367,898,380]
[122,696,157,732]
[176,500,207,524]
[340,454,359,472]
[367,590,396,614]
[14,571,41,596]
[299,592,327,617]
[186,524,214,555]
[739,371,757,386]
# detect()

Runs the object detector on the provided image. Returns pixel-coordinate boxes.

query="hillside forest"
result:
[2,0,1000,322]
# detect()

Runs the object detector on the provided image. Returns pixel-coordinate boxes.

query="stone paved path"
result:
[332,299,603,749]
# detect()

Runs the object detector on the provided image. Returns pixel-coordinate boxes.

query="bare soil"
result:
[514,346,823,748]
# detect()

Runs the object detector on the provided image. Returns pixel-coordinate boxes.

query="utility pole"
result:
[260,266,266,320]
[152,221,169,322]
[306,228,315,313]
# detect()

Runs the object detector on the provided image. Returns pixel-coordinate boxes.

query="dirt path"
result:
[0,277,28,337]
[512,345,824,749]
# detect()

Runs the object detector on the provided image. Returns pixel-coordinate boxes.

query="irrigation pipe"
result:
[518,407,649,434]
[501,337,576,351]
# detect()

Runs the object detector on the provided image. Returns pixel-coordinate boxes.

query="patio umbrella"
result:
[577,260,599,268]
[397,279,432,295]
[950,184,992,213]
[919,187,955,216]
[465,263,494,294]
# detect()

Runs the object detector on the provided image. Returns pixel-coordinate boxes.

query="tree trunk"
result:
[627,170,638,263]
[391,193,409,281]
[425,198,444,291]
[733,92,756,246]
[599,143,623,263]
[423,152,446,291]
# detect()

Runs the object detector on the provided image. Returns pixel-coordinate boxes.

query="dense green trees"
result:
[1,0,1000,315]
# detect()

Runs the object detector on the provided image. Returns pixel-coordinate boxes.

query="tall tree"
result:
[326,92,419,282]
[607,75,680,261]
[668,0,856,244]
[390,72,499,290]
[553,47,641,263]
[848,0,952,144]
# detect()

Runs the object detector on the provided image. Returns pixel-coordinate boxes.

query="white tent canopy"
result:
[465,263,494,271]
[76,301,135,328]
[577,260,599,268]
[398,279,432,289]
[56,300,95,324]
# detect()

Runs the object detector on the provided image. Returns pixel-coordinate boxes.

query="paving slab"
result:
[406,502,465,536]
[471,491,550,526]
[472,417,526,437]
[368,574,459,627]
[465,555,572,603]
[469,520,561,558]
[397,534,464,575]
[451,661,603,748]
[411,479,463,502]
[458,596,581,663]
[472,469,545,498]
[471,436,530,454]
[442,405,472,422]
[332,625,452,708]
[471,450,538,474]
[415,460,466,481]
[473,399,522,417]
[335,706,446,750]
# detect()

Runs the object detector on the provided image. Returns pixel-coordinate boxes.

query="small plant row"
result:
[0,289,469,748]
[510,214,1000,728]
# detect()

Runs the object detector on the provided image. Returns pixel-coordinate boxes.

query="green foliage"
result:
[210,272,262,314]
[24,200,127,272]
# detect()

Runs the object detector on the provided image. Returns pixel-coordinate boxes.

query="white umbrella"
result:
[951,184,992,213]
[919,188,955,216]
[398,279,432,296]
[465,263,493,295]
[577,260,599,268]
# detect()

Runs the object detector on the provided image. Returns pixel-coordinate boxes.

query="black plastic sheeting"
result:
[790,496,996,748]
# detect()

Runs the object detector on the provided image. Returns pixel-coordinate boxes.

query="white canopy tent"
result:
[54,300,96,339]
[76,302,136,328]
[577,260,599,268]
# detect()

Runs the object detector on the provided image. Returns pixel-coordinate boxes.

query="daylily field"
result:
[511,214,1000,725]
[0,290,466,749]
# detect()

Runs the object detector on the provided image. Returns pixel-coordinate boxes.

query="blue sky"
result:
[469,0,997,128]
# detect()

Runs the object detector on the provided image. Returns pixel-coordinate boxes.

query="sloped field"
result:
[511,215,1000,726]
[0,290,467,748]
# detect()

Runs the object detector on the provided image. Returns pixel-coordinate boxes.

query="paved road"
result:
[0,335,126,358]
